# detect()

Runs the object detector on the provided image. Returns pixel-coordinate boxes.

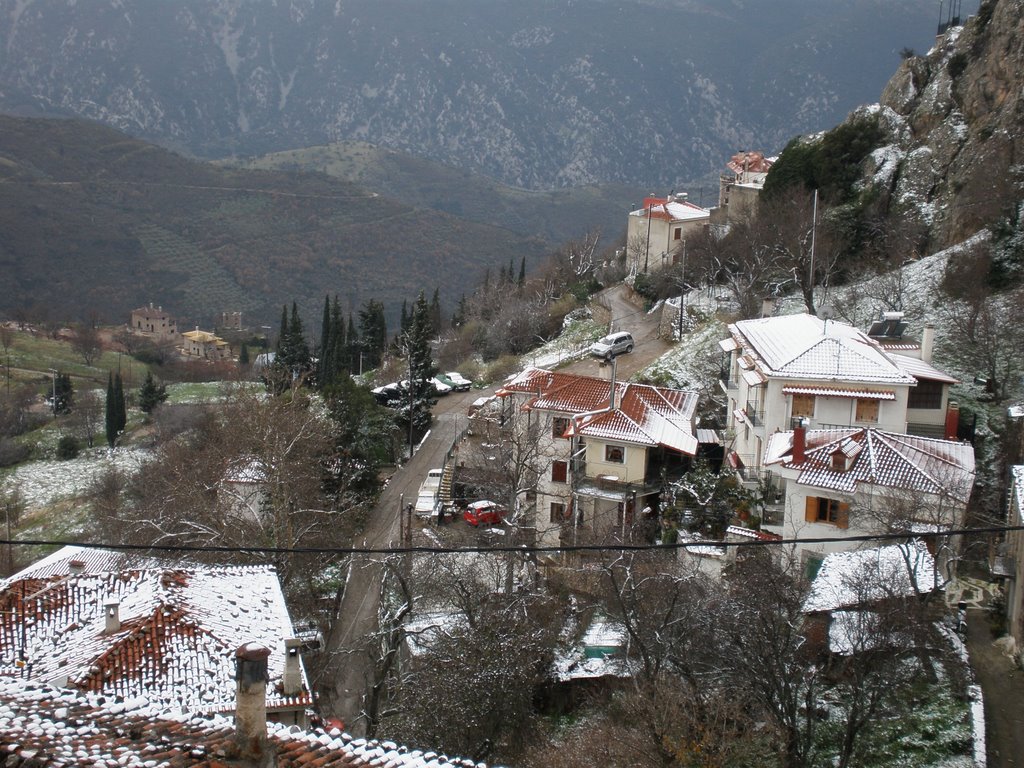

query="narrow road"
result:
[965,606,1024,767]
[322,284,665,730]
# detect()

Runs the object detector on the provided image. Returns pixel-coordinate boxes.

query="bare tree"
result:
[68,389,103,448]
[70,323,104,366]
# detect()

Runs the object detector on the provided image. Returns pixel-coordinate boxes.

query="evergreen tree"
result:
[105,373,116,447]
[273,301,312,388]
[429,289,442,336]
[508,258,515,284]
[113,373,127,436]
[358,299,388,370]
[329,297,345,384]
[397,291,437,453]
[452,293,467,328]
[239,343,250,365]
[346,312,359,374]
[518,256,526,289]
[276,305,288,352]
[399,300,410,336]
[138,371,168,414]
[319,294,332,384]
[52,372,73,415]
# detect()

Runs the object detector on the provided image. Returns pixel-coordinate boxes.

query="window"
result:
[805,496,849,528]
[551,460,568,483]
[673,227,682,241]
[908,379,944,409]
[605,445,625,464]
[552,416,570,439]
[802,551,824,581]
[550,502,567,523]
[855,398,880,423]
[792,393,815,419]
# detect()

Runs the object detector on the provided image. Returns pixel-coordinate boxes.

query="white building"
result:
[718,313,960,489]
[626,193,710,273]
[763,424,975,579]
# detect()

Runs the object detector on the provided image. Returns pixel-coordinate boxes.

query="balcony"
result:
[744,401,765,427]
[718,370,738,394]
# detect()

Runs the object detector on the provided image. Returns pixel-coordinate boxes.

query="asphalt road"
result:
[321,284,668,730]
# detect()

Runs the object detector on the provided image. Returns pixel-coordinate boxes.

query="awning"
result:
[732,408,747,425]
[741,369,767,387]
[696,428,720,444]
[718,337,739,353]
[781,385,896,400]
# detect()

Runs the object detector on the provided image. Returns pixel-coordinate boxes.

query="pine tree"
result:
[398,291,438,453]
[358,299,388,370]
[400,300,410,335]
[346,312,359,374]
[138,371,168,414]
[452,293,467,328]
[52,372,73,415]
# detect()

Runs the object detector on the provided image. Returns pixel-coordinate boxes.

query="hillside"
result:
[0,0,940,188]
[0,116,551,328]
[231,141,643,248]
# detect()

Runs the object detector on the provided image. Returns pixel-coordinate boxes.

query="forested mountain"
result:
[0,0,941,188]
[0,116,550,327]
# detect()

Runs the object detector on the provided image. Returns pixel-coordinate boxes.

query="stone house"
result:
[129,303,178,342]
[625,193,710,273]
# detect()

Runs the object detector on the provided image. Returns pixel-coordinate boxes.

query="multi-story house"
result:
[496,367,700,551]
[718,313,960,501]
[129,303,178,342]
[1001,466,1024,654]
[714,150,774,223]
[762,423,975,579]
[625,193,710,274]
[182,327,232,360]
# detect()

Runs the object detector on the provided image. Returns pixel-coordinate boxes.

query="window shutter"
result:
[836,503,850,529]
[805,496,817,523]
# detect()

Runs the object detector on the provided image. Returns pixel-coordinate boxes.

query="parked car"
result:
[421,468,443,491]
[431,377,452,395]
[371,382,405,406]
[589,331,634,361]
[445,371,473,391]
[414,490,438,517]
[463,500,505,527]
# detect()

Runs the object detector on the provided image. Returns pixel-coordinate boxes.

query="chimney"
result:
[68,559,85,575]
[761,297,775,318]
[282,638,303,696]
[945,401,960,441]
[234,643,273,766]
[921,324,935,363]
[793,419,807,464]
[104,601,121,634]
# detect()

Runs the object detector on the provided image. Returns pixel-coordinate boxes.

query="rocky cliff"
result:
[862,0,1023,251]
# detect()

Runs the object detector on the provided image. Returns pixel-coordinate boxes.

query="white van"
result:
[589,331,634,361]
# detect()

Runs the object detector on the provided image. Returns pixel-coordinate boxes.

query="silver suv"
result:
[589,331,634,361]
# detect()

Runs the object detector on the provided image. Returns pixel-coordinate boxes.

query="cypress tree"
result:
[113,373,126,436]
[329,297,345,384]
[346,312,358,374]
[518,256,526,288]
[105,373,117,447]
[277,305,288,352]
[319,295,333,388]
[239,343,250,365]
[429,289,442,336]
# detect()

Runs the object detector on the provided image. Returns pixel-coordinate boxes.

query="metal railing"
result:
[719,372,738,392]
[744,401,765,427]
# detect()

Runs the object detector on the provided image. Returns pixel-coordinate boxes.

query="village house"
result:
[712,150,775,224]
[0,546,312,726]
[718,312,960,501]
[625,193,710,273]
[496,367,701,552]
[181,326,233,360]
[762,424,975,579]
[129,303,178,342]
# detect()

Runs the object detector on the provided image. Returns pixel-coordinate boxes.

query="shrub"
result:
[947,52,968,79]
[56,435,80,460]
[0,438,31,467]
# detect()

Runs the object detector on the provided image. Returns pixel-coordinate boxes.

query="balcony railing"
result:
[718,371,738,392]
[744,401,765,427]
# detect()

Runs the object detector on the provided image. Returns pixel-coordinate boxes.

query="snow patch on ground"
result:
[522,314,605,369]
[2,448,150,510]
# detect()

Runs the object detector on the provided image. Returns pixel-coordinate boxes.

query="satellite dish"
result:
[818,303,834,321]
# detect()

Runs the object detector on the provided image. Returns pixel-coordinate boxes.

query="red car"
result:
[463,500,505,527]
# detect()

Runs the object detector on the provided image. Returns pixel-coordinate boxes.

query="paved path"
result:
[965,604,1024,767]
[322,284,663,731]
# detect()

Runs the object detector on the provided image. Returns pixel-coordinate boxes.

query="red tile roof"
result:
[0,678,487,767]
[764,427,975,502]
[498,368,698,454]
[0,549,312,715]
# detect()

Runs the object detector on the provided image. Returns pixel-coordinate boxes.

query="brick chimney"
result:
[793,419,807,464]
[945,401,960,441]
[104,601,120,634]
[282,638,303,697]
[234,643,274,767]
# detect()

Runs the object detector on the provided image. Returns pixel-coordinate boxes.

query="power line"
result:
[0,523,1017,559]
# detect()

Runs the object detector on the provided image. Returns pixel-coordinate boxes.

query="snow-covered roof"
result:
[726,314,916,385]
[1012,466,1024,520]
[6,544,171,579]
[725,150,774,175]
[764,427,975,502]
[498,367,698,455]
[0,547,311,715]
[0,678,484,768]
[629,195,710,223]
[891,354,959,384]
[828,610,911,655]
[804,542,938,613]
